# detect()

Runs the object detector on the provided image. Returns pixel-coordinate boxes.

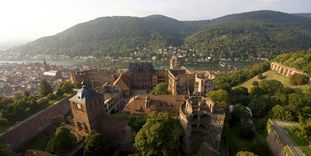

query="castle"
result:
[179,95,225,154]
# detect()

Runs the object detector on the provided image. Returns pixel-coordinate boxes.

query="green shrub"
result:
[239,126,254,140]
[236,151,257,156]
[252,81,259,86]
[47,93,57,100]
[290,73,309,85]
[257,74,265,80]
[0,118,9,126]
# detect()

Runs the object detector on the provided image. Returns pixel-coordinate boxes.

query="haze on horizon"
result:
[0,0,310,42]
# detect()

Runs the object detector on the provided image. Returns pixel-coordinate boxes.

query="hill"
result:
[185,10,311,59]
[239,70,311,94]
[14,10,311,58]
[15,15,209,57]
[293,13,311,19]
[273,49,311,74]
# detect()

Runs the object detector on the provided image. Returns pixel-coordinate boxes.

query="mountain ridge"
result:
[14,10,311,59]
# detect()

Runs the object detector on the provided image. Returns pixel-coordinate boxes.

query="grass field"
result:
[239,70,311,93]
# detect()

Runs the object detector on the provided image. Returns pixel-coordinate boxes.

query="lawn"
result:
[285,127,311,156]
[239,70,311,93]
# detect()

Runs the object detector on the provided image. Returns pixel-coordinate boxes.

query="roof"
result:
[123,94,186,115]
[70,83,102,104]
[169,69,186,76]
[113,74,130,91]
[128,62,154,73]
[43,70,60,77]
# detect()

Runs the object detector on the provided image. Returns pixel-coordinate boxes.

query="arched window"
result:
[77,122,83,131]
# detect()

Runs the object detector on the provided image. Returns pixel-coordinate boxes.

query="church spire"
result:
[43,58,49,71]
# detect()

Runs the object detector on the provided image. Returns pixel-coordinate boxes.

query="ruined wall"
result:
[0,96,72,150]
[270,62,306,77]
[99,118,134,152]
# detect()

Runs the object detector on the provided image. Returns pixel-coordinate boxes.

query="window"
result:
[77,122,83,131]
[83,123,89,133]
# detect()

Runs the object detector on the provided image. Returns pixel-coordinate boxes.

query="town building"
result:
[69,81,105,139]
[69,68,116,91]
[179,95,225,154]
[101,82,123,114]
[113,73,131,96]
[168,68,195,95]
[123,94,186,116]
[127,62,155,90]
[170,56,184,69]
[113,62,168,91]
[43,70,62,81]
[194,72,215,95]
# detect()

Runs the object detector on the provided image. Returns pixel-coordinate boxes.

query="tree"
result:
[128,115,146,132]
[299,119,311,138]
[133,112,181,156]
[239,126,255,140]
[231,87,250,106]
[151,83,169,95]
[257,74,265,80]
[232,104,252,122]
[47,93,57,100]
[252,81,259,87]
[39,80,53,97]
[206,89,229,109]
[236,151,257,156]
[288,93,306,112]
[290,73,309,85]
[249,96,272,118]
[59,82,74,93]
[0,139,16,156]
[250,86,265,97]
[271,105,295,121]
[55,88,64,97]
[259,80,284,95]
[47,126,77,154]
[0,118,9,127]
[83,131,110,156]
[73,81,82,89]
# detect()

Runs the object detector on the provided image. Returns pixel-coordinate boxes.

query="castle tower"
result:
[69,81,105,138]
[179,95,224,154]
[170,56,184,69]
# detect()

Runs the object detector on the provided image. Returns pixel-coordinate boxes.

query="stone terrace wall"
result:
[270,62,306,77]
[0,96,72,150]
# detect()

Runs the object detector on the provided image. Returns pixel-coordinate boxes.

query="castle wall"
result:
[99,118,134,152]
[0,97,72,150]
[266,129,285,156]
[270,62,306,77]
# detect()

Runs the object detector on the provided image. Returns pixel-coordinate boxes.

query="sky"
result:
[0,0,310,42]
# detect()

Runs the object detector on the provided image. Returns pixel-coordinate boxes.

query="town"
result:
[0,2,311,155]
[1,50,310,156]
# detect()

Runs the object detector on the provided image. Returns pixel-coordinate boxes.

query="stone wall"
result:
[270,62,306,77]
[99,118,134,152]
[0,96,72,150]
